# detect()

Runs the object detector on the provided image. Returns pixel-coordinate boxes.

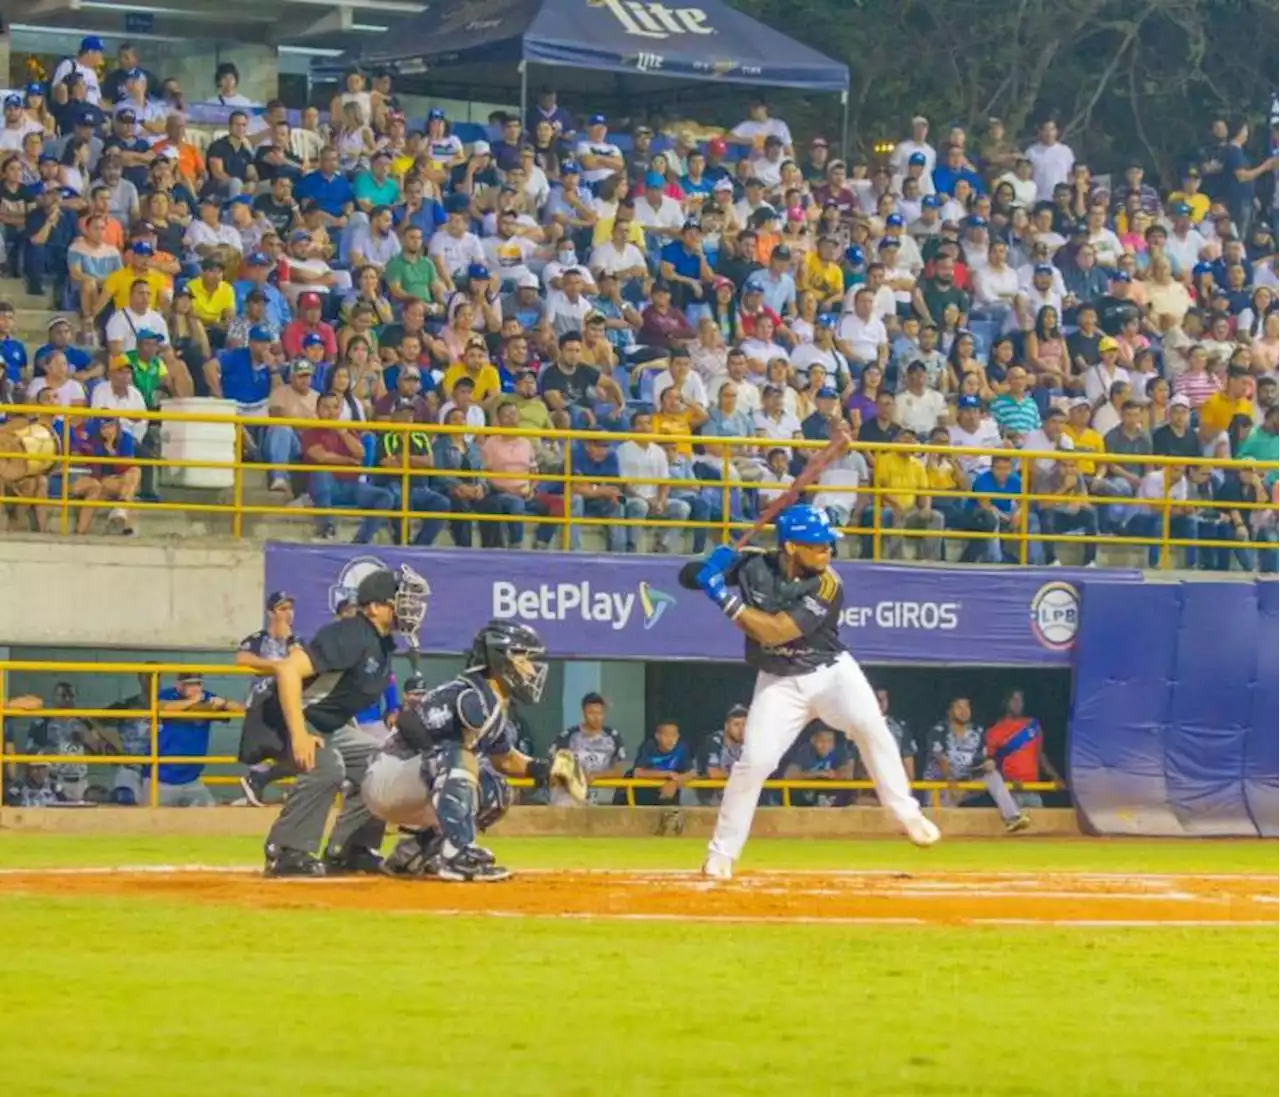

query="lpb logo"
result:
[1029,581,1080,651]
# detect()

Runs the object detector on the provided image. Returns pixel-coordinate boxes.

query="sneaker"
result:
[437,847,512,882]
[906,815,941,847]
[322,844,385,876]
[382,830,442,878]
[269,477,291,494]
[238,769,270,807]
[1005,812,1032,834]
[264,847,325,878]
[106,507,127,532]
[465,843,496,865]
[701,852,733,881]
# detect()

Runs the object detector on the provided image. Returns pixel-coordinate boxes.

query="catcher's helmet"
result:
[466,620,548,705]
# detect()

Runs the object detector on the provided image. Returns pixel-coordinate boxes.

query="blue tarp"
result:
[336,0,849,92]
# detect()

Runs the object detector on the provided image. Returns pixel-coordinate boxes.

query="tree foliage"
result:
[731,0,1278,183]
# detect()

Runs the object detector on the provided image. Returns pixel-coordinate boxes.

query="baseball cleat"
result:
[238,769,270,807]
[322,844,385,876]
[701,852,733,881]
[264,847,326,878]
[1005,812,1033,834]
[906,816,941,847]
[437,848,512,882]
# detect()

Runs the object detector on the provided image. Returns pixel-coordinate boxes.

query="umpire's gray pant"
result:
[265,723,385,856]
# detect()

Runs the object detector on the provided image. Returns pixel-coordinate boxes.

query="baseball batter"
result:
[363,620,587,882]
[694,503,940,880]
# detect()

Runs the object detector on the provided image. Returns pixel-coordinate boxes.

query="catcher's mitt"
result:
[549,749,589,802]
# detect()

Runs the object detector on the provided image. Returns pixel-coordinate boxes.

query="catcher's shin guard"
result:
[382,828,442,878]
[476,767,513,832]
[429,745,480,851]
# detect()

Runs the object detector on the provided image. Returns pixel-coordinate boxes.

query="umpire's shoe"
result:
[322,844,386,876]
[438,847,511,883]
[264,846,326,878]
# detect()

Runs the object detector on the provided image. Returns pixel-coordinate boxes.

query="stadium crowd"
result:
[0,37,1278,568]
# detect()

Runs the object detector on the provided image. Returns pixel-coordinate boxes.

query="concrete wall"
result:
[0,536,266,650]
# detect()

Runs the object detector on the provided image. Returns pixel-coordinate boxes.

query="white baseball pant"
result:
[708,652,925,862]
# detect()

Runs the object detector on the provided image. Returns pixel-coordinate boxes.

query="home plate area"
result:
[4,867,1275,926]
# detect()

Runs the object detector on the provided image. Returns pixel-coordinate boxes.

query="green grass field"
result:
[1,834,1276,1097]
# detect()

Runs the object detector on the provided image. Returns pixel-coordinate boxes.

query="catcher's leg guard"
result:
[427,743,480,853]
[382,827,443,878]
[476,766,513,833]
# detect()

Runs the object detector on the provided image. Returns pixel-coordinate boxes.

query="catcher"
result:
[363,619,586,882]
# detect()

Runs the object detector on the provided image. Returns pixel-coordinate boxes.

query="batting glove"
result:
[698,568,744,620]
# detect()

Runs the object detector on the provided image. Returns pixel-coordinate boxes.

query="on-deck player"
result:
[695,503,940,880]
[363,620,586,882]
[234,589,303,807]
[238,564,429,877]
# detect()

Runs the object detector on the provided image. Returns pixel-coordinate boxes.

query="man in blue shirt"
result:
[556,436,647,553]
[35,316,93,378]
[234,253,291,330]
[352,150,401,213]
[0,303,28,384]
[205,325,279,416]
[153,672,242,806]
[932,144,986,197]
[785,724,855,807]
[962,452,1041,564]
[628,719,693,807]
[757,244,798,318]
[294,146,355,227]
[658,219,713,314]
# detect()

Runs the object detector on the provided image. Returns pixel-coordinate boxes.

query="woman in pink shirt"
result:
[476,400,542,548]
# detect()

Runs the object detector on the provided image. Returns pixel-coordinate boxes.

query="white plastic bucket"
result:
[159,398,238,489]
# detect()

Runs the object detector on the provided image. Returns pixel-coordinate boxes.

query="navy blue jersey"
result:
[394,671,516,759]
[633,737,692,773]
[238,629,301,703]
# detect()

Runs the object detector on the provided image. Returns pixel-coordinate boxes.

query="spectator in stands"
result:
[432,408,487,547]
[962,451,1040,564]
[868,427,944,560]
[563,436,642,553]
[617,411,691,553]
[785,724,854,807]
[66,213,122,331]
[1026,407,1099,565]
[373,397,452,546]
[264,358,319,492]
[628,718,693,808]
[301,390,390,542]
[23,183,79,299]
[476,400,542,549]
[553,693,627,807]
[204,111,256,200]
[75,416,142,535]
[204,325,279,417]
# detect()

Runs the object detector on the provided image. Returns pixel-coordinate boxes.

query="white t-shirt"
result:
[1083,362,1131,408]
[542,291,595,334]
[889,140,937,190]
[633,195,684,233]
[589,240,646,277]
[1164,229,1207,274]
[91,382,149,442]
[973,263,1020,307]
[1087,228,1124,268]
[0,118,44,153]
[895,388,948,435]
[1024,141,1075,202]
[283,256,334,305]
[1138,470,1186,502]
[790,343,848,388]
[105,309,170,353]
[749,155,784,188]
[753,409,802,441]
[731,117,793,149]
[738,337,780,377]
[949,419,1001,475]
[617,440,669,503]
[997,171,1037,208]
[812,451,869,521]
[427,135,464,163]
[183,220,242,262]
[482,234,536,284]
[52,58,102,104]
[436,401,486,441]
[708,373,762,414]
[427,229,485,279]
[574,138,624,185]
[541,261,597,293]
[836,313,887,364]
[27,376,87,406]
[652,370,708,409]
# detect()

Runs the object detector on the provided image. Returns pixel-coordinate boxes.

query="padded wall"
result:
[1069,580,1279,838]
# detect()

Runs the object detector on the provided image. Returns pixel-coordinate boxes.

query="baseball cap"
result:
[81,35,105,52]
[885,212,905,228]
[908,152,926,166]
[712,177,734,191]
[356,568,399,606]
[1111,270,1132,283]
[817,314,838,329]
[845,244,865,266]
[651,279,673,294]
[115,108,137,124]
[588,113,607,126]
[131,241,155,257]
[1068,396,1091,410]
[1171,201,1192,216]
[75,107,100,126]
[2,94,20,109]
[816,386,838,399]
[266,590,294,610]
[177,671,204,684]
[136,328,164,343]
[516,271,540,289]
[922,194,942,209]
[470,140,491,156]
[727,703,749,719]
[46,315,73,331]
[1098,335,1120,352]
[786,206,806,223]
[559,160,580,175]
[301,332,326,349]
[289,229,313,244]
[427,107,446,121]
[957,395,981,409]
[645,171,665,188]
[467,262,491,280]
[298,291,323,309]
[25,82,45,97]
[245,251,272,267]
[745,176,765,188]
[708,137,727,156]
[290,358,315,375]
[392,396,419,413]
[772,243,792,259]
[682,216,702,232]
[248,325,275,343]
[1169,393,1192,409]
[743,278,764,294]
[878,236,900,250]
[1034,263,1054,276]
[964,215,988,229]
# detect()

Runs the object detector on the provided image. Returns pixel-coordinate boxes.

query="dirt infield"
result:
[3,867,1275,926]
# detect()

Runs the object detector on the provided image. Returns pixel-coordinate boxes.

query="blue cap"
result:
[560,160,580,175]
[644,171,666,188]
[1192,261,1214,277]
[775,503,841,545]
[467,262,491,280]
[958,394,981,409]
[922,194,942,209]
[965,215,988,228]
[816,386,838,398]
[125,67,145,81]
[249,325,274,343]
[845,244,865,266]
[817,314,838,328]
[878,236,900,250]
[245,251,272,267]
[588,113,607,126]
[1171,201,1191,216]
[427,107,446,121]
[885,212,905,228]
[301,332,325,349]
[3,94,20,109]
[80,35,105,52]
[115,107,137,123]
[130,240,154,256]
[1111,270,1131,283]
[744,277,765,293]
[136,328,164,343]
[908,152,927,166]
[1034,263,1054,276]
[24,82,45,97]
[228,194,254,206]
[443,192,470,214]
[38,153,59,164]
[75,107,100,126]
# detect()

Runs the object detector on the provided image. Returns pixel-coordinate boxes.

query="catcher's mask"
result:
[355,563,430,649]
[467,620,548,705]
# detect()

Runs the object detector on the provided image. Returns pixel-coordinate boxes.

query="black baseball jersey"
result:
[238,629,301,702]
[248,615,395,736]
[735,551,846,677]
[392,671,517,759]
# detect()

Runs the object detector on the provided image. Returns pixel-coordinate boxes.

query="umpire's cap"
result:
[776,504,841,545]
[356,568,399,606]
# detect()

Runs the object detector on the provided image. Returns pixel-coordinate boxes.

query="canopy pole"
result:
[519,60,529,132]
[840,90,850,160]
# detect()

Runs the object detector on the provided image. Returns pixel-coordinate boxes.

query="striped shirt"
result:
[1173,370,1222,409]
[989,393,1043,435]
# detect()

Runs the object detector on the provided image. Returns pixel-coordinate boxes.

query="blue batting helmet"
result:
[775,504,841,545]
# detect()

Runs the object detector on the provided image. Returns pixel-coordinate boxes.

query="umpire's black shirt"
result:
[738,552,847,677]
[256,615,395,735]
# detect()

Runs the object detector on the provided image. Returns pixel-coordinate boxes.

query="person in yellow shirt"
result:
[98,242,169,311]
[441,336,502,405]
[592,212,647,251]
[187,258,237,332]
[799,235,846,312]
[1062,397,1103,476]
[1198,366,1254,438]
[1168,166,1210,224]
[651,383,708,456]
[867,427,945,560]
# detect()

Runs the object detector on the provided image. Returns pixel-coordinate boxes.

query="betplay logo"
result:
[492,580,677,632]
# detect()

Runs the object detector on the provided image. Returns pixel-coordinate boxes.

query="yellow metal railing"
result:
[2,402,1276,567]
[0,660,1061,813]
